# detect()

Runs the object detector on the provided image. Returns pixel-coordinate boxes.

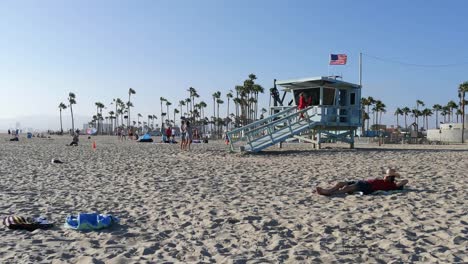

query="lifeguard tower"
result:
[226,76,362,152]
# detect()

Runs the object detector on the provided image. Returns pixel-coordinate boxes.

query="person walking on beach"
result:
[122,128,127,140]
[171,127,176,143]
[184,121,192,150]
[117,127,122,141]
[180,120,187,150]
[316,169,408,196]
[8,129,11,135]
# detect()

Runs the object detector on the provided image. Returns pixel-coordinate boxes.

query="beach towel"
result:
[355,190,405,196]
[65,213,119,231]
[137,134,153,142]
[3,215,53,231]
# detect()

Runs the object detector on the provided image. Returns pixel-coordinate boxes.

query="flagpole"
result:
[359,52,362,87]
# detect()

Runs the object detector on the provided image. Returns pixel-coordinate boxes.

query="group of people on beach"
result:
[180,120,192,151]
[7,129,19,141]
[116,127,132,141]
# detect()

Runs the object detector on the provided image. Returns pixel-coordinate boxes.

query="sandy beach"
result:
[0,134,466,263]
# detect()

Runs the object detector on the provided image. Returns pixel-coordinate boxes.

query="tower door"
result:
[338,89,347,123]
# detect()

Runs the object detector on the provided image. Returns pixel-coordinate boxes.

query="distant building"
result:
[427,114,468,143]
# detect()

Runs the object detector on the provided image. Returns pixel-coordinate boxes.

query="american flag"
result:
[330,54,347,65]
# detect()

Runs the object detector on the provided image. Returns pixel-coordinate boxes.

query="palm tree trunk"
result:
[59,109,63,133]
[160,102,164,128]
[70,105,75,133]
[217,103,220,138]
[166,105,169,125]
[366,106,370,131]
[115,104,118,129]
[255,92,259,120]
[213,98,216,134]
[404,115,407,131]
[128,94,131,127]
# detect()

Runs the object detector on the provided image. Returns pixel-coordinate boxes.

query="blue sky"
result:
[1,0,467,130]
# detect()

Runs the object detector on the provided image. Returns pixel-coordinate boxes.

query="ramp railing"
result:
[226,106,317,152]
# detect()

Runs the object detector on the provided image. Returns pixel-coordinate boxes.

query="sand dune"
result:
[0,134,466,263]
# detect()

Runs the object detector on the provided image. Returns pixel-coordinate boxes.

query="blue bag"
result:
[65,213,119,230]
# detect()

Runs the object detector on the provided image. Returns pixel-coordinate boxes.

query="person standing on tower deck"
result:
[297,92,307,118]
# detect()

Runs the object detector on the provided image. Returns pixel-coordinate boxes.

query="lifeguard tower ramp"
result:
[226,77,362,153]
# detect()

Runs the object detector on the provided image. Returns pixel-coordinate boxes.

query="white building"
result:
[427,114,467,143]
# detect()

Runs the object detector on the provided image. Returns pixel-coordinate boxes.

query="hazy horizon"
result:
[1,0,467,131]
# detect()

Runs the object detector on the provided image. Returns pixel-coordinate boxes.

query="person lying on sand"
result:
[316,169,408,196]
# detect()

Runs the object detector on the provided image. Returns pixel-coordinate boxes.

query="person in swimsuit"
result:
[316,169,408,196]
[185,121,192,150]
[180,120,187,150]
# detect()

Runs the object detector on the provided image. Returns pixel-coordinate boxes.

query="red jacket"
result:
[298,95,306,109]
[367,179,398,191]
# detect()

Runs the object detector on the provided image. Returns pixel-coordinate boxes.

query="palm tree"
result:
[416,100,424,111]
[58,103,67,134]
[394,108,403,128]
[152,115,157,129]
[447,100,458,122]
[442,106,450,123]
[226,91,233,118]
[174,108,180,125]
[252,84,264,120]
[105,116,109,134]
[216,98,224,138]
[126,101,133,127]
[455,109,463,123]
[108,111,115,134]
[147,115,152,131]
[113,98,120,128]
[127,88,136,127]
[198,101,207,121]
[212,91,221,133]
[226,92,233,129]
[160,97,167,128]
[188,87,199,121]
[166,101,172,124]
[361,97,374,131]
[117,108,124,128]
[68,92,76,132]
[402,107,410,131]
[234,85,243,126]
[421,108,432,130]
[361,112,369,134]
[373,100,385,129]
[459,81,468,142]
[233,97,242,127]
[137,113,142,132]
[95,102,104,134]
[411,109,422,130]
[432,104,442,129]
[179,100,186,119]
[248,97,257,121]
[360,97,369,132]
[198,101,207,134]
